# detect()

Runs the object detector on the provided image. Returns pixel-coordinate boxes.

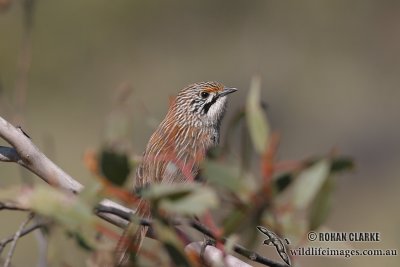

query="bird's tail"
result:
[115,200,150,266]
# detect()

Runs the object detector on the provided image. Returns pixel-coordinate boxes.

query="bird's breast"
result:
[135,124,217,186]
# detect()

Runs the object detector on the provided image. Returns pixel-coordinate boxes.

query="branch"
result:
[2,213,34,267]
[0,116,82,193]
[186,242,253,267]
[0,202,29,211]
[0,220,47,255]
[95,199,132,228]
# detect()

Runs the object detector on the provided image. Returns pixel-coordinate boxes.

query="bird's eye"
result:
[200,92,210,99]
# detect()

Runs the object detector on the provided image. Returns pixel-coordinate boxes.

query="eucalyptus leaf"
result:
[221,109,245,155]
[152,221,192,267]
[163,243,192,267]
[100,148,131,186]
[143,183,218,215]
[246,76,270,154]
[202,160,241,192]
[79,180,103,206]
[68,231,94,251]
[143,183,197,200]
[223,209,246,235]
[15,185,98,234]
[293,160,330,210]
[274,173,294,193]
[309,176,334,230]
[159,186,218,215]
[224,234,240,255]
[203,161,257,201]
[47,226,95,267]
[331,157,354,173]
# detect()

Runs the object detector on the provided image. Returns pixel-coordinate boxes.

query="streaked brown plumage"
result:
[117,81,237,265]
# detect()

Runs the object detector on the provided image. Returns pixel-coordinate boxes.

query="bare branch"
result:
[0,116,83,193]
[0,202,29,211]
[95,199,132,228]
[185,242,252,267]
[3,213,34,267]
[0,219,47,255]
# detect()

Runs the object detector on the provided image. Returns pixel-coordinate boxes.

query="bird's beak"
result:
[219,87,238,97]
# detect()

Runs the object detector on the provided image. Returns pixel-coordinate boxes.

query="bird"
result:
[116,81,237,265]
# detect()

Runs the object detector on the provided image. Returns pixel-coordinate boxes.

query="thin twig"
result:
[186,242,253,267]
[0,117,83,193]
[3,213,34,267]
[95,203,132,222]
[0,202,29,211]
[0,220,48,256]
[95,199,132,228]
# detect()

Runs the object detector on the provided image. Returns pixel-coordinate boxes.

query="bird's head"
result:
[173,81,237,127]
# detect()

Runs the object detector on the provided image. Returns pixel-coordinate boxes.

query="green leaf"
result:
[67,231,94,251]
[246,76,270,154]
[274,173,294,193]
[159,187,218,215]
[240,121,254,172]
[12,185,101,238]
[0,185,104,250]
[331,157,354,173]
[293,160,330,210]
[202,160,257,201]
[223,209,246,235]
[309,176,334,230]
[143,183,218,215]
[224,234,240,255]
[163,243,192,267]
[142,183,195,200]
[79,180,103,206]
[152,221,192,267]
[202,160,241,192]
[47,226,92,267]
[100,148,131,186]
[220,109,245,155]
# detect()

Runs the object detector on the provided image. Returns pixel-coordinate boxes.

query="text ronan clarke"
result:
[319,232,380,242]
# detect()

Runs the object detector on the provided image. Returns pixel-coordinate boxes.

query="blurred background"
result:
[0,1,399,266]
